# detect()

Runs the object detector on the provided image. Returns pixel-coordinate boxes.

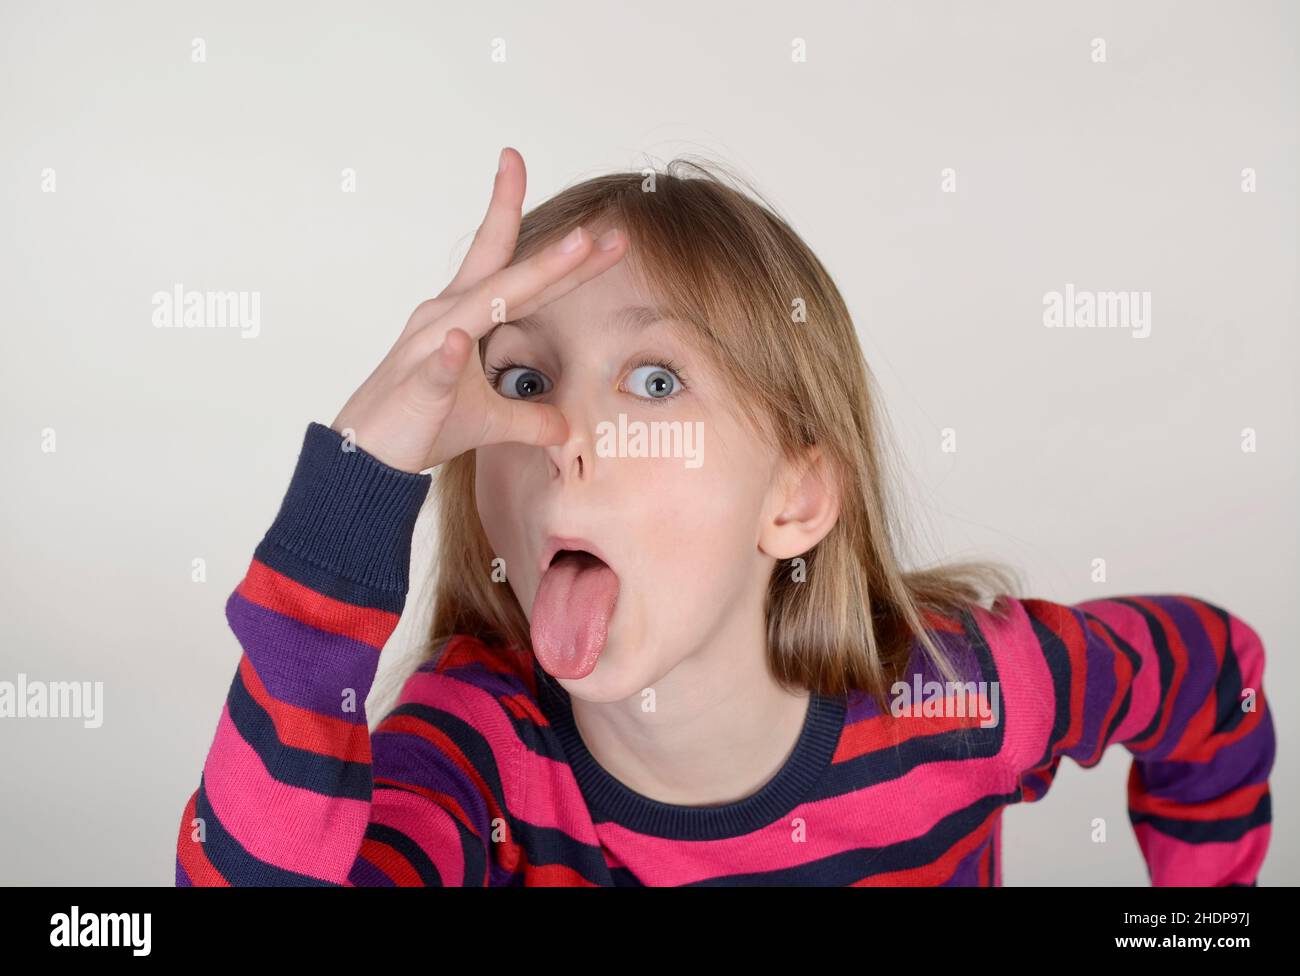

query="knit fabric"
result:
[175,422,1274,885]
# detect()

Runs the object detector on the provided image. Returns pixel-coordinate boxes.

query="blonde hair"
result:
[381,157,1021,717]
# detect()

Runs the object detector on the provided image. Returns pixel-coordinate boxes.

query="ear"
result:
[758,445,841,561]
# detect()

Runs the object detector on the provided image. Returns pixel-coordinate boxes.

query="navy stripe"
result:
[190,776,339,886]
[226,667,373,800]
[1130,792,1271,844]
[362,820,445,885]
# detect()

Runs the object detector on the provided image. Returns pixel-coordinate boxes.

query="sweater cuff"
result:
[255,422,432,600]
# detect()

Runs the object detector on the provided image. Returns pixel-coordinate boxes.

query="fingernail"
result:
[595,228,621,251]
[498,148,509,173]
[559,226,585,253]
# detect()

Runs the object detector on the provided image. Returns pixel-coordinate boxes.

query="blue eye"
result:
[625,364,682,399]
[493,365,551,399]
[486,358,687,401]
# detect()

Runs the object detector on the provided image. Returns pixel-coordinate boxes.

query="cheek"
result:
[473,446,532,567]
[616,450,769,604]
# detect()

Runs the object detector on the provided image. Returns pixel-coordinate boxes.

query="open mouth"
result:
[548,548,606,569]
[539,536,614,576]
[532,544,620,681]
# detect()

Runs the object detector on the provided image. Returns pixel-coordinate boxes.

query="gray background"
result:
[0,0,1294,885]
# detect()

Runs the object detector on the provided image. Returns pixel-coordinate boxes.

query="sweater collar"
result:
[533,657,848,841]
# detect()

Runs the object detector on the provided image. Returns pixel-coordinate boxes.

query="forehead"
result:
[484,256,673,348]
[542,254,646,313]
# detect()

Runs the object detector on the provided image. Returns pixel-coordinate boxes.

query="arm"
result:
[175,422,507,886]
[1003,593,1274,885]
[175,150,625,886]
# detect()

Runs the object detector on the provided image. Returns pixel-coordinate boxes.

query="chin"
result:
[554,637,653,705]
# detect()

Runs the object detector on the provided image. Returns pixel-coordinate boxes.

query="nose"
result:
[550,444,585,480]
[544,391,594,482]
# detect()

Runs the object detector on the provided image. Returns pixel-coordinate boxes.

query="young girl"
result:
[175,147,1274,886]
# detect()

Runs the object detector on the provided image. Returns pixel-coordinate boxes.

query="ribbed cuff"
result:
[256,422,432,597]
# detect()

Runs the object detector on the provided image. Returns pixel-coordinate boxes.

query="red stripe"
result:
[1024,600,1099,763]
[1129,776,1269,822]
[1177,599,1265,760]
[358,838,424,886]
[236,655,371,762]
[435,635,533,678]
[236,558,399,650]
[836,707,993,763]
[376,713,513,832]
[501,691,549,726]
[855,806,1000,885]
[1122,597,1189,754]
[374,778,475,836]
[176,791,231,887]
[524,861,599,886]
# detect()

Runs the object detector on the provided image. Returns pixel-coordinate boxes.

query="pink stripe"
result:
[514,745,601,841]
[1133,822,1271,885]
[511,601,1050,881]
[1229,615,1266,685]
[396,671,523,783]
[971,600,1059,786]
[583,755,1008,885]
[371,786,467,884]
[1075,599,1164,742]
[204,704,369,883]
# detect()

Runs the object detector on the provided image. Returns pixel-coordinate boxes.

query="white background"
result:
[0,0,1294,885]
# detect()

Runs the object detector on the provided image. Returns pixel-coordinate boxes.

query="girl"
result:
[176,147,1274,886]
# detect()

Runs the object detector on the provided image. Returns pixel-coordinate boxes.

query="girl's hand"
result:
[331,147,627,473]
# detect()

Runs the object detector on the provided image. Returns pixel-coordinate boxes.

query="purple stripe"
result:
[942,840,987,886]
[844,687,880,724]
[1149,596,1223,761]
[226,590,378,722]
[426,657,529,704]
[371,728,492,837]
[349,856,397,886]
[1023,770,1051,797]
[849,626,987,725]
[1139,718,1276,802]
[1077,608,1121,762]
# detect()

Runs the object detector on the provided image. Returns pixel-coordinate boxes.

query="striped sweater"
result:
[175,422,1275,886]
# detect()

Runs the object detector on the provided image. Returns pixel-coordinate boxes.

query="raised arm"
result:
[1001,593,1274,885]
[176,148,628,885]
[175,422,507,885]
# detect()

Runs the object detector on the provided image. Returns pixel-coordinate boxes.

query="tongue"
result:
[531,552,620,679]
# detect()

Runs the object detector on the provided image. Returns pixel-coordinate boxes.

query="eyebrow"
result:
[481,304,671,352]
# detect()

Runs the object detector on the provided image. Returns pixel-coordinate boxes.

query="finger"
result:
[504,227,628,323]
[441,147,527,296]
[428,225,599,345]
[409,326,474,403]
[404,228,626,343]
[481,394,570,451]
[397,294,454,343]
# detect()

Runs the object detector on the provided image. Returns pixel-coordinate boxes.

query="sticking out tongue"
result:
[531,551,620,679]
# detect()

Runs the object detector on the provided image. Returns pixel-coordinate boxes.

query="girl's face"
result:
[474,254,786,704]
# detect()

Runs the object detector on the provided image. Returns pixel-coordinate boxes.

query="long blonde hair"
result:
[381,157,1020,717]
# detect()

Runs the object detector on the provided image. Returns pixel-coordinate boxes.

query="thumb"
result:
[480,395,570,451]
